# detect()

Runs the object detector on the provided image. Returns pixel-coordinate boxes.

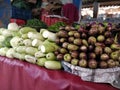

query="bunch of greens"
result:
[48,22,66,32]
[25,19,48,31]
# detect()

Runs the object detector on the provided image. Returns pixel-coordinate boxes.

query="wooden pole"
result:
[93,1,100,18]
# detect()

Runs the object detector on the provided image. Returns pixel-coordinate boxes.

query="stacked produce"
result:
[0,23,62,70]
[111,23,120,43]
[55,23,120,69]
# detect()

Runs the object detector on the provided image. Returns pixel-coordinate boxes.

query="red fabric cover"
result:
[62,3,79,23]
[10,18,26,26]
[0,56,118,90]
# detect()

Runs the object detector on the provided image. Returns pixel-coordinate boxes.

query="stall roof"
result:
[82,0,120,8]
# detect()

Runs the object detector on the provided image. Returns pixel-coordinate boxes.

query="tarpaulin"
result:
[0,56,119,90]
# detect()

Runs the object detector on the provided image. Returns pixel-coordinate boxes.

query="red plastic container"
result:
[10,18,26,26]
[41,15,70,26]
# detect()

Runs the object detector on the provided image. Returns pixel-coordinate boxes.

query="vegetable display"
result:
[55,23,120,69]
[0,22,62,70]
[0,22,120,70]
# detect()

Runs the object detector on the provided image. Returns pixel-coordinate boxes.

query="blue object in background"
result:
[0,0,11,28]
[73,0,82,10]
[73,0,82,21]
[11,6,32,20]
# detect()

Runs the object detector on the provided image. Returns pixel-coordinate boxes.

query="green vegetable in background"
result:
[48,22,66,32]
[25,19,48,31]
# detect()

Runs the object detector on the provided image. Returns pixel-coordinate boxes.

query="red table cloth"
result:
[0,56,119,90]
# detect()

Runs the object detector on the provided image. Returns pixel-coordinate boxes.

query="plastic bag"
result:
[62,61,120,89]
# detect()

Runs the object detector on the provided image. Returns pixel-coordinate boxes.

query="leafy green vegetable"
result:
[25,19,48,31]
[48,22,66,32]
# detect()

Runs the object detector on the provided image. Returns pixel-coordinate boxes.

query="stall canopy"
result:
[82,0,120,18]
[82,0,120,8]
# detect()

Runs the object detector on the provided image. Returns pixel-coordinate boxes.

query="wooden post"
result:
[93,1,99,18]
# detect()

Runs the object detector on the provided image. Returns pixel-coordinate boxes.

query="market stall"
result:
[0,21,119,90]
[0,0,120,90]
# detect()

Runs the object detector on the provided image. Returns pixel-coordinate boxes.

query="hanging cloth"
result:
[62,3,79,24]
[73,0,82,10]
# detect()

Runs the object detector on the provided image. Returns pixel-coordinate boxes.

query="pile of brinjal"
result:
[55,22,120,69]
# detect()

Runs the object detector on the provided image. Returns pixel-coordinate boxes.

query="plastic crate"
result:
[11,6,32,20]
[41,15,70,26]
